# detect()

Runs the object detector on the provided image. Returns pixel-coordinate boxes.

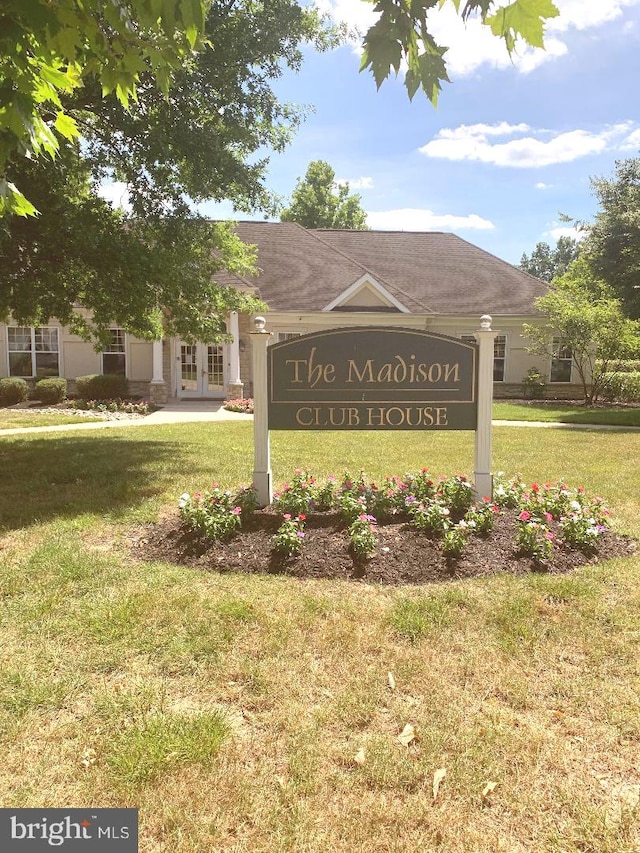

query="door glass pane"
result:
[180,345,198,392]
[207,346,224,391]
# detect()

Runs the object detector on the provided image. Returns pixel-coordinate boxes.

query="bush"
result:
[0,377,28,406]
[34,377,67,405]
[597,359,640,374]
[601,372,640,403]
[522,367,546,399]
[75,373,128,400]
[70,398,151,415]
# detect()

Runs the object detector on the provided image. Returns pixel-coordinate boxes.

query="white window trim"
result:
[460,332,507,382]
[101,329,129,379]
[7,325,62,378]
[549,337,573,383]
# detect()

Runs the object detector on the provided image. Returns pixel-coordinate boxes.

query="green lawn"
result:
[494,400,640,427]
[0,410,98,430]
[2,401,639,432]
[0,422,639,852]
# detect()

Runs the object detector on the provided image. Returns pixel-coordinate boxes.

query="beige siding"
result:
[129,341,153,381]
[64,341,100,378]
[0,325,7,377]
[340,285,393,308]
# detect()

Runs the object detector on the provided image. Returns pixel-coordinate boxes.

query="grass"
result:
[0,421,639,851]
[494,400,640,427]
[0,410,96,430]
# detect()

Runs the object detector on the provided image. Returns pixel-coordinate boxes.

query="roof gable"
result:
[323,274,409,313]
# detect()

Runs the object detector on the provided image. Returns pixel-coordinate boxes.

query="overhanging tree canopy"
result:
[0,1,338,343]
[0,0,561,342]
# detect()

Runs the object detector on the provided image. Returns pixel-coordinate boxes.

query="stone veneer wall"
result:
[493,383,585,400]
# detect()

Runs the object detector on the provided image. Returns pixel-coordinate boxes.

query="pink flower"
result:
[232,506,242,515]
[283,513,291,520]
[544,512,553,523]
[519,510,531,521]
[545,532,555,541]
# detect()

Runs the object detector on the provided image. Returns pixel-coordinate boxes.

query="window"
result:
[493,335,506,382]
[102,329,126,376]
[550,337,572,382]
[8,326,59,377]
[460,333,506,381]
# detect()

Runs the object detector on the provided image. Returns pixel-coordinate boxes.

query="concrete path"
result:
[1,402,639,437]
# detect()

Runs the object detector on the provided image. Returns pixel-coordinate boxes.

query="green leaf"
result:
[0,179,39,217]
[54,111,79,141]
[39,63,78,92]
[360,19,404,89]
[487,0,560,51]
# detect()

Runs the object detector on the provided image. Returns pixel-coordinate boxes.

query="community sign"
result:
[267,327,478,431]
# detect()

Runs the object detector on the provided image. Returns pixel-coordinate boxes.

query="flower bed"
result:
[130,471,637,584]
[223,398,254,414]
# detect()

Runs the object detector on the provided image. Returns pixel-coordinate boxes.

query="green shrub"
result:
[601,372,640,404]
[0,377,28,406]
[597,359,640,374]
[75,373,128,400]
[522,367,546,399]
[34,377,67,405]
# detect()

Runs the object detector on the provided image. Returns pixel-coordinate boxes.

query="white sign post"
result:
[251,317,273,507]
[474,315,498,499]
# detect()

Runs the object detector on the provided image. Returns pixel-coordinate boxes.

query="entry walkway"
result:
[1,404,639,437]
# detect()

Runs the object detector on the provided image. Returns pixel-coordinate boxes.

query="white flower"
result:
[570,500,582,511]
[178,493,191,509]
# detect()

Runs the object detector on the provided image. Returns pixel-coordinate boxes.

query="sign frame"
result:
[251,317,497,506]
[267,326,478,431]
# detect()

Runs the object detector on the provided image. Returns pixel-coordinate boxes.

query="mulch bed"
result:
[130,510,637,586]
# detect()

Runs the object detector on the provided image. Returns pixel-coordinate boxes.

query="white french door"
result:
[177,342,225,398]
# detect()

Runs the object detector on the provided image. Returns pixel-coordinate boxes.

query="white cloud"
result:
[317,0,640,77]
[97,181,130,211]
[366,208,494,231]
[535,182,552,189]
[335,176,374,190]
[420,122,634,168]
[547,0,640,34]
[620,128,640,150]
[544,225,585,242]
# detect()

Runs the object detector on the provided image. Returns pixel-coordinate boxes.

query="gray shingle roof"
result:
[221,222,547,315]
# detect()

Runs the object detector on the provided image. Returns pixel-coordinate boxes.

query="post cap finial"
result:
[254,316,266,332]
[480,314,492,330]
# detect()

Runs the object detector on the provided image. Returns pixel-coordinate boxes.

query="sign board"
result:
[267,327,477,430]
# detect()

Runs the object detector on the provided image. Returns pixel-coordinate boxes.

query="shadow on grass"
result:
[0,433,184,532]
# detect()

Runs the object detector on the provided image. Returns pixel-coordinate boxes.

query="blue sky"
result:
[103,0,640,266]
